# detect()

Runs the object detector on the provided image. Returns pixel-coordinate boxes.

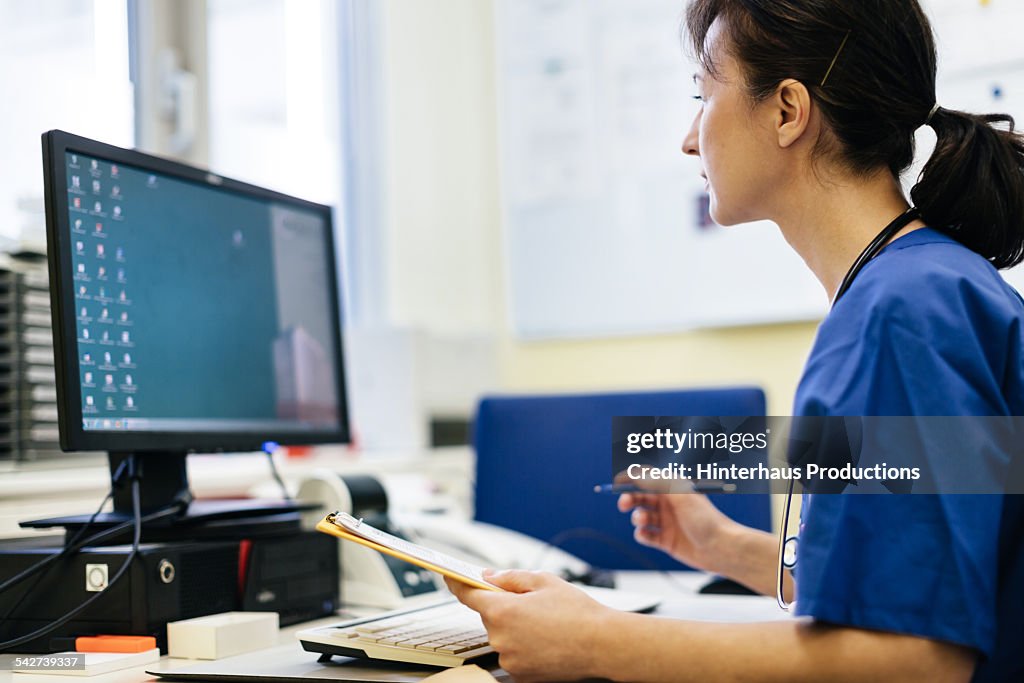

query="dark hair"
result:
[685,0,1024,269]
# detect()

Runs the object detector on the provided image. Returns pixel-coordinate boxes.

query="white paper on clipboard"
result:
[321,512,502,592]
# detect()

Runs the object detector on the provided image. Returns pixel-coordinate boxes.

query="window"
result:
[206,0,341,206]
[0,0,132,246]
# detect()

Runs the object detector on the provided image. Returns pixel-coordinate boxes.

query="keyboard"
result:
[297,586,660,668]
[297,600,493,668]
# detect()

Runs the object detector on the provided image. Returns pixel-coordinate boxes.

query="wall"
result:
[378,0,821,413]
[380,0,504,336]
[499,323,818,415]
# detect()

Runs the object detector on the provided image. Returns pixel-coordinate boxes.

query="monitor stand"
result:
[20,452,314,545]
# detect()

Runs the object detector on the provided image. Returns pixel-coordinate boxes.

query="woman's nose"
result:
[682,110,701,157]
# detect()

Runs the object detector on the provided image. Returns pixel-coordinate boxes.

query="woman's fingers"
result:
[630,506,660,529]
[617,492,658,512]
[634,523,661,546]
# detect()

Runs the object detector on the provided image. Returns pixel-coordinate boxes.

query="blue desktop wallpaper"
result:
[65,152,337,427]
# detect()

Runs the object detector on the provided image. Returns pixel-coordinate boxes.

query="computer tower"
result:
[240,532,339,625]
[0,538,239,653]
[0,531,340,654]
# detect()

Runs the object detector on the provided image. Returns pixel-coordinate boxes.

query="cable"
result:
[0,459,143,652]
[0,459,132,597]
[0,498,183,600]
[533,527,702,595]
[263,442,293,503]
[0,489,115,625]
[0,458,187,599]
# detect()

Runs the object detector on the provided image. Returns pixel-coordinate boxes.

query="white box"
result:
[167,612,279,660]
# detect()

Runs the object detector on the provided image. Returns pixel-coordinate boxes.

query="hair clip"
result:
[820,30,852,88]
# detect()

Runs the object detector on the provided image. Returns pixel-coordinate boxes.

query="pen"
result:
[593,481,737,494]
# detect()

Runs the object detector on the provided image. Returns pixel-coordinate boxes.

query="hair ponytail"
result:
[911,109,1024,269]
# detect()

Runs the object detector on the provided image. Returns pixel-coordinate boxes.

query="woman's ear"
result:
[774,79,813,148]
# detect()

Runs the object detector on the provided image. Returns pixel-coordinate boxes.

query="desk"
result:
[2,573,791,683]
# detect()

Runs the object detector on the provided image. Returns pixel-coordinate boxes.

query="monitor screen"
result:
[43,130,349,452]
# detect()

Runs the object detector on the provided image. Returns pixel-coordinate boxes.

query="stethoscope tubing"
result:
[774,207,921,611]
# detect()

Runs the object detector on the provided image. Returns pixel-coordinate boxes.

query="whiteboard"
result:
[495,0,1024,339]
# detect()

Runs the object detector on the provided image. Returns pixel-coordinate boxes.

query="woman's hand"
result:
[444,570,615,682]
[617,491,736,573]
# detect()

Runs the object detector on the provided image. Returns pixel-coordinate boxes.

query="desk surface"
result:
[3,573,791,683]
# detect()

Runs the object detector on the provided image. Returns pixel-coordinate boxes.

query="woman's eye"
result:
[692,94,705,102]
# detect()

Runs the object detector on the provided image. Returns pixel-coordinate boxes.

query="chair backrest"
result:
[472,387,770,570]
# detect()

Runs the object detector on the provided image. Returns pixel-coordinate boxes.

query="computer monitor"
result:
[37,130,349,527]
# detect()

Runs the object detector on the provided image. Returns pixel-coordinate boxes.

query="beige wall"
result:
[379,0,822,413]
[498,323,819,415]
[380,0,504,335]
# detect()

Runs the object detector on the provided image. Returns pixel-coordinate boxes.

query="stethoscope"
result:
[775,206,921,611]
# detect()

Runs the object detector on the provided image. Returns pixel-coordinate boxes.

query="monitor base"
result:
[19,500,312,545]
[18,451,315,545]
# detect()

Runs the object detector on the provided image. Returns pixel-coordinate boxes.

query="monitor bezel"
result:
[42,129,350,453]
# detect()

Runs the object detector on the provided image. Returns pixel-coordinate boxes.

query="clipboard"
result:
[315,512,504,592]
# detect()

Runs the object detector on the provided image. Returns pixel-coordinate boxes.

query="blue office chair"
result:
[472,387,770,571]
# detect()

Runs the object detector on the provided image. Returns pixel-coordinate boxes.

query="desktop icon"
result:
[76,241,84,254]
[83,353,92,363]
[105,375,114,386]
[73,197,81,209]
[112,185,120,197]
[120,311,128,322]
[147,175,157,187]
[97,244,105,257]
[125,375,133,386]
[71,154,78,165]
[84,372,93,384]
[95,222,103,233]
[123,353,132,364]
[98,287,106,299]
[74,219,83,231]
[101,331,110,343]
[113,206,122,218]
[79,307,87,318]
[72,176,80,189]
[93,201,102,213]
[90,160,98,171]
[104,352,112,364]
[92,180,100,193]
[98,266,106,278]
[111,164,118,177]
[117,268,125,282]
[126,396,134,408]
[77,263,85,274]
[121,331,130,343]
[82,328,90,339]
[101,308,109,319]
[78,285,87,296]
[115,247,124,261]
[119,290,127,302]
[103,418,112,427]
[86,396,94,406]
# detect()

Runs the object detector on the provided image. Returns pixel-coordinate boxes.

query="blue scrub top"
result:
[792,228,1024,682]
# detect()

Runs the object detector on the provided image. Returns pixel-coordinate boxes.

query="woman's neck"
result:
[773,171,927,303]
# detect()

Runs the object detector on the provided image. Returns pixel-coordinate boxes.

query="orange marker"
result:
[76,635,157,653]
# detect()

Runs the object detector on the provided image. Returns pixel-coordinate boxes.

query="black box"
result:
[0,532,338,653]
[240,533,338,625]
[0,538,239,653]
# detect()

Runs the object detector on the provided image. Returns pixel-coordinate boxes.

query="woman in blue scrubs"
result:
[447,1,1024,680]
